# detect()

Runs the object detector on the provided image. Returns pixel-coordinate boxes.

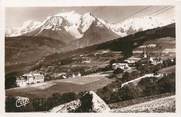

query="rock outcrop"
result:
[49,91,110,113]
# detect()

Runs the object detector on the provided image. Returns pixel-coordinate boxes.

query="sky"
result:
[5,6,174,29]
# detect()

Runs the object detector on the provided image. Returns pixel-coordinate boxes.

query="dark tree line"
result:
[6,92,78,112]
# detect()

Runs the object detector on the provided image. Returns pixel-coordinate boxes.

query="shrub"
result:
[5,72,18,89]
[158,73,175,93]
[138,77,159,96]
[113,68,124,74]
[5,97,17,112]
[75,92,93,112]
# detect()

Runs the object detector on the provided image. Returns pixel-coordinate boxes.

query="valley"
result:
[5,10,176,113]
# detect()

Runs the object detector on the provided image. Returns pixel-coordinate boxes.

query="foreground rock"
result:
[49,91,110,113]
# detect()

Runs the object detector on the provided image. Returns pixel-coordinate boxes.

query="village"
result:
[15,42,175,89]
[6,40,175,112]
[4,5,176,113]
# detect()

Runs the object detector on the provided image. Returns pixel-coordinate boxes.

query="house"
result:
[71,72,81,78]
[149,57,163,65]
[16,72,44,87]
[112,63,130,70]
[124,57,141,66]
[81,57,91,64]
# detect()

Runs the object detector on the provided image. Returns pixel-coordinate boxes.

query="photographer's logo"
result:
[16,96,30,108]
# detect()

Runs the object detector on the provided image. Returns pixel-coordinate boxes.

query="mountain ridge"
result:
[6,11,174,39]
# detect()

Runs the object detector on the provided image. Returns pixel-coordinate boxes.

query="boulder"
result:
[49,91,110,113]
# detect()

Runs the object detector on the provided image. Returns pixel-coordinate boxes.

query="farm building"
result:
[112,63,131,70]
[149,57,163,65]
[124,57,141,66]
[16,72,44,87]
[70,72,81,78]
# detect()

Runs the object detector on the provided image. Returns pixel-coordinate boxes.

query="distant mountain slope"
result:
[5,36,64,73]
[5,23,175,74]
[29,23,175,72]
[6,11,174,49]
[109,16,174,35]
[60,23,175,56]
[6,11,120,46]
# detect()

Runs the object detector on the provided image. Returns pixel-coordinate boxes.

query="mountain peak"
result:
[53,11,81,26]
[6,11,175,41]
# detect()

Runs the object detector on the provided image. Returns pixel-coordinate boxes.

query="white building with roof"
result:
[16,72,44,87]
[112,63,131,70]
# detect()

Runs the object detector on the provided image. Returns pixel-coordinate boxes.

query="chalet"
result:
[149,57,163,65]
[124,57,141,66]
[16,72,44,87]
[112,63,130,70]
[72,72,81,78]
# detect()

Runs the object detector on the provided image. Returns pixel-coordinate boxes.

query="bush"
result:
[32,98,48,111]
[6,96,34,112]
[113,68,124,74]
[75,92,93,112]
[61,92,77,103]
[6,97,17,112]
[118,85,143,101]
[96,80,122,103]
[6,92,78,112]
[5,72,18,89]
[138,77,159,96]
[158,73,175,93]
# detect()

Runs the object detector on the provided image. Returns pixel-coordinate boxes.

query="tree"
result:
[5,97,17,112]
[158,73,175,93]
[61,92,77,104]
[5,72,18,89]
[113,68,124,74]
[32,98,47,111]
[76,92,93,112]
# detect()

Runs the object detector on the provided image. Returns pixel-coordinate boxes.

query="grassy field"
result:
[6,74,113,99]
[111,95,175,113]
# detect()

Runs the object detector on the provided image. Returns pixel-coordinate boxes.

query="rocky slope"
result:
[49,91,110,113]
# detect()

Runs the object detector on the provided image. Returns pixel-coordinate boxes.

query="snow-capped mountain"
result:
[109,16,175,36]
[6,11,175,46]
[6,11,119,45]
[6,20,41,37]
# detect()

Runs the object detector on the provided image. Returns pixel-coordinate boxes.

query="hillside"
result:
[5,23,175,90]
[5,23,175,76]
[111,95,175,113]
[5,36,64,74]
[32,23,175,69]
